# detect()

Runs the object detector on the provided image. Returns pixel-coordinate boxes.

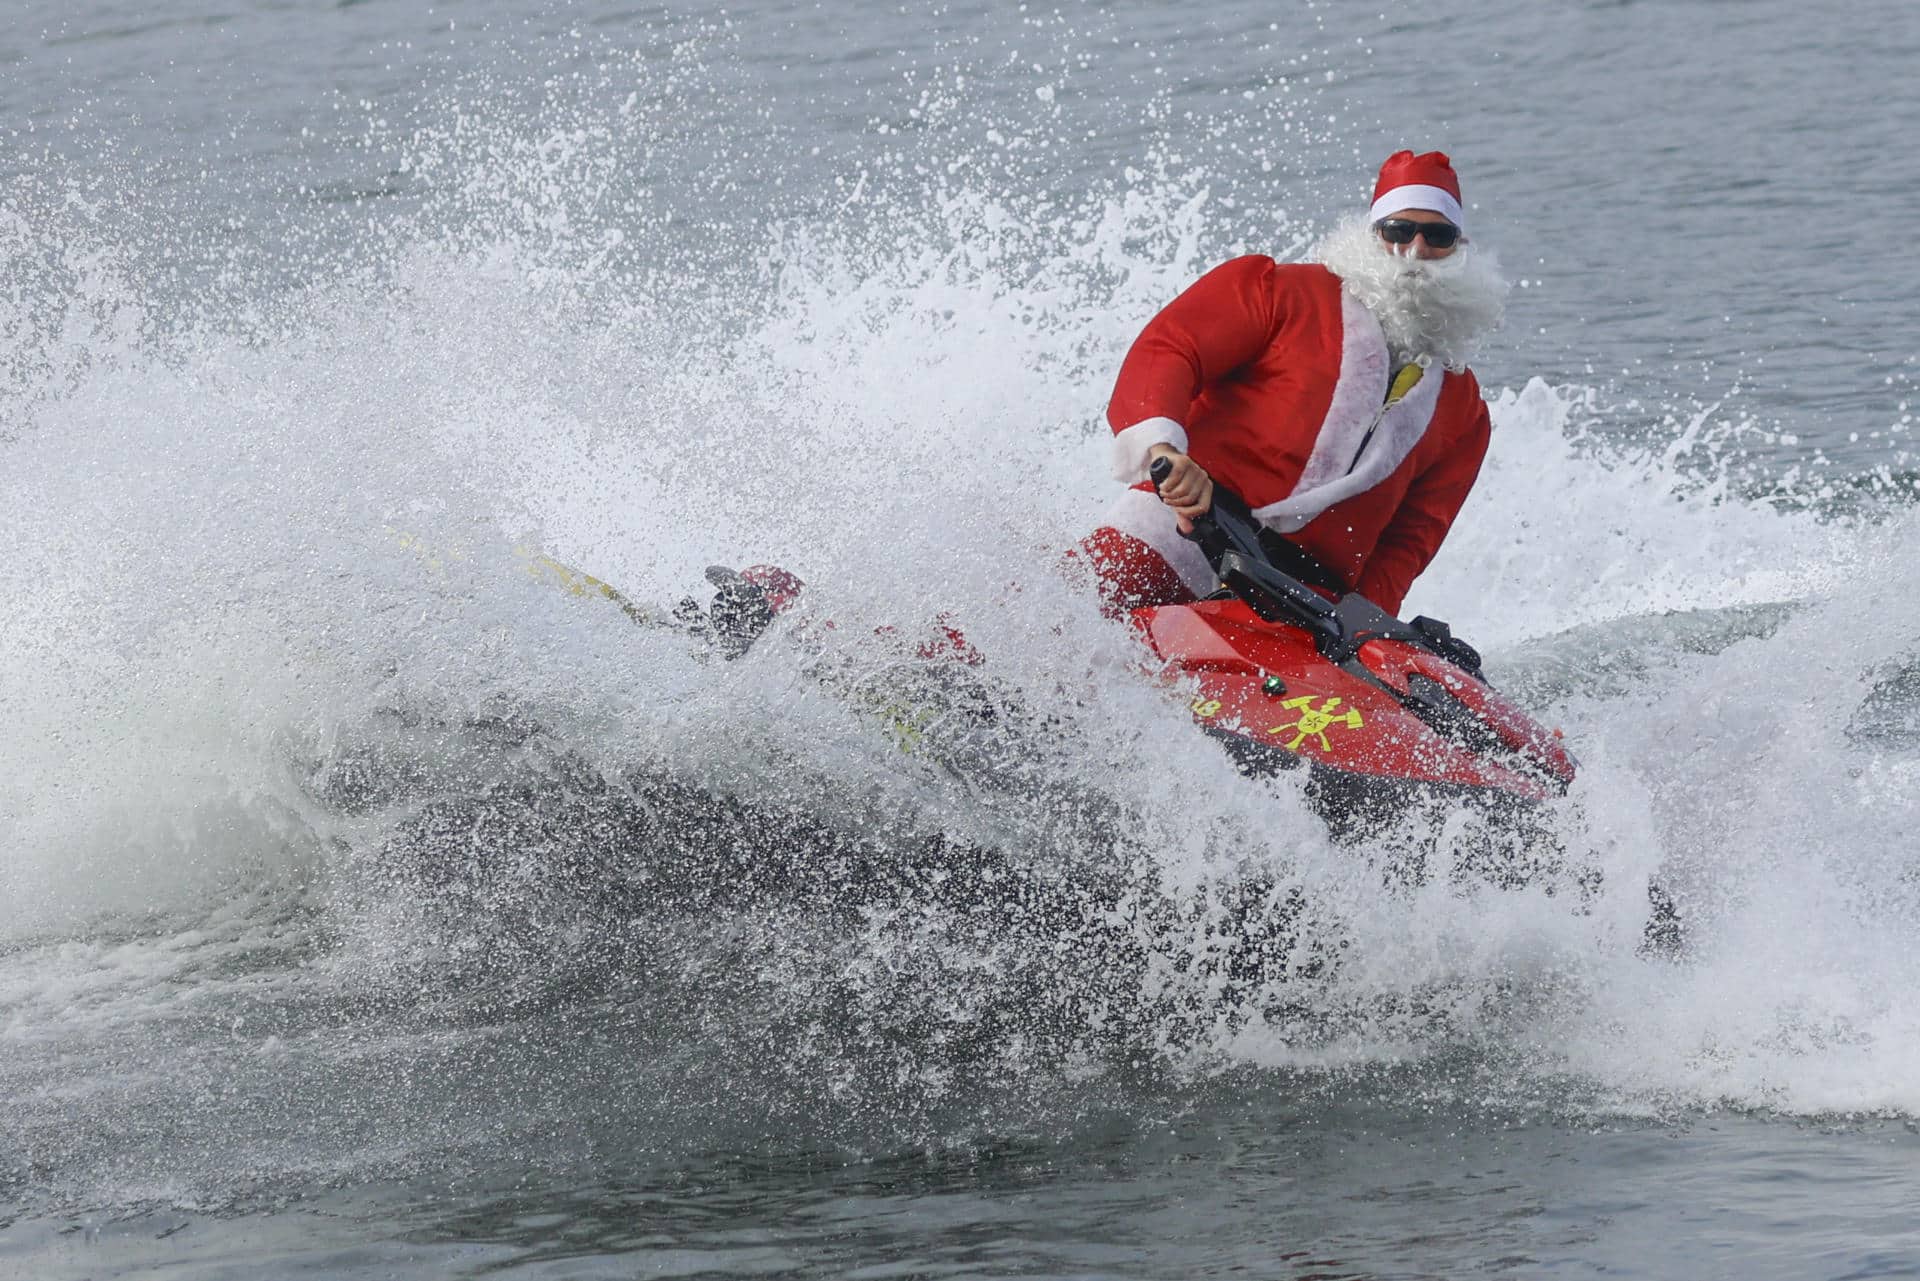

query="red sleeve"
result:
[1355,392,1492,616]
[1106,255,1286,432]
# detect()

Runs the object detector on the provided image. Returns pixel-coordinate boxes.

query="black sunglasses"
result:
[1374,218,1462,249]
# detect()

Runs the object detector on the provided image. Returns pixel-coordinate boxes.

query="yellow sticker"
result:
[1189,697,1223,719]
[877,699,937,754]
[1269,695,1364,752]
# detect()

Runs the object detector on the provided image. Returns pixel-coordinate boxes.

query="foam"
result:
[4,69,1920,1141]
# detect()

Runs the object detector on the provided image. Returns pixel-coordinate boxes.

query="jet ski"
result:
[646,485,1644,966]
[663,464,1575,838]
[1133,456,1577,834]
[356,496,1670,1015]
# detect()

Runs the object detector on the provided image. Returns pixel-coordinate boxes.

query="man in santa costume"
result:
[1082,149,1510,618]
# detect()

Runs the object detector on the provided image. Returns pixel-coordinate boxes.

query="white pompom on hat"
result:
[1368,150,1465,231]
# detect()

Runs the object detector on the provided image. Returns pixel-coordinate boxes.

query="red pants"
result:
[1070,487,1219,617]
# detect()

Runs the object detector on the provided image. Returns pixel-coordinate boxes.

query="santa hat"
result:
[1369,150,1465,230]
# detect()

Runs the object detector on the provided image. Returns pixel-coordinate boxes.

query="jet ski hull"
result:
[1132,596,1577,813]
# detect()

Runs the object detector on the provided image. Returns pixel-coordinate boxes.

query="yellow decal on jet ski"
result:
[878,699,937,754]
[1189,697,1223,719]
[1269,696,1363,752]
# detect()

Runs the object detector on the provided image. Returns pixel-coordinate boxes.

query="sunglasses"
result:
[1374,218,1462,249]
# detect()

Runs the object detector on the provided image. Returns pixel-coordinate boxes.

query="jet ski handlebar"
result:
[1147,456,1479,674]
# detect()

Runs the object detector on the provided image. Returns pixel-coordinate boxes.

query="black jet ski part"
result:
[1147,456,1487,675]
[703,565,778,659]
[1400,672,1505,757]
[1410,615,1483,677]
[670,567,781,659]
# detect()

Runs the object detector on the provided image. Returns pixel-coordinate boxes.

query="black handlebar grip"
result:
[1149,456,1173,489]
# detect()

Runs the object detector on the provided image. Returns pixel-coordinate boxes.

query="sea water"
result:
[5,1,1920,1276]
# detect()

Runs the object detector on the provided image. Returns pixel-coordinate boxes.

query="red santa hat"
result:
[1368,149,1465,230]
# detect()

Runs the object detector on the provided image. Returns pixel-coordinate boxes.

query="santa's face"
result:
[1374,208,1461,260]
[1316,212,1507,372]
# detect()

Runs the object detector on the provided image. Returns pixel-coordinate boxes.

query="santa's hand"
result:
[1147,445,1215,533]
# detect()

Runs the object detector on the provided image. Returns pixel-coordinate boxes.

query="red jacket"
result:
[1106,255,1491,615]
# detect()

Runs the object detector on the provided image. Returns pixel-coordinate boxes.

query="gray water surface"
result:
[6,1,1920,1277]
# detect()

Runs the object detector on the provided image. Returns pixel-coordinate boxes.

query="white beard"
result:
[1313,214,1510,372]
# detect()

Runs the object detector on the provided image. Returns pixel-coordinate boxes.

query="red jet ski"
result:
[556,491,1664,944]
[663,467,1575,831]
[1130,458,1576,829]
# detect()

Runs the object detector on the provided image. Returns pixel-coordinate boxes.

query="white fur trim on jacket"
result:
[1097,486,1219,598]
[1251,288,1444,534]
[1368,184,1464,230]
[1109,416,1190,484]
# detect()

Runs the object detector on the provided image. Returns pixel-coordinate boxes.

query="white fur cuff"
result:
[1368,184,1464,230]
[1109,416,1190,483]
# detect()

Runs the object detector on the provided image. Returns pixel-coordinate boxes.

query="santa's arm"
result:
[1106,255,1285,483]
[1354,398,1492,616]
